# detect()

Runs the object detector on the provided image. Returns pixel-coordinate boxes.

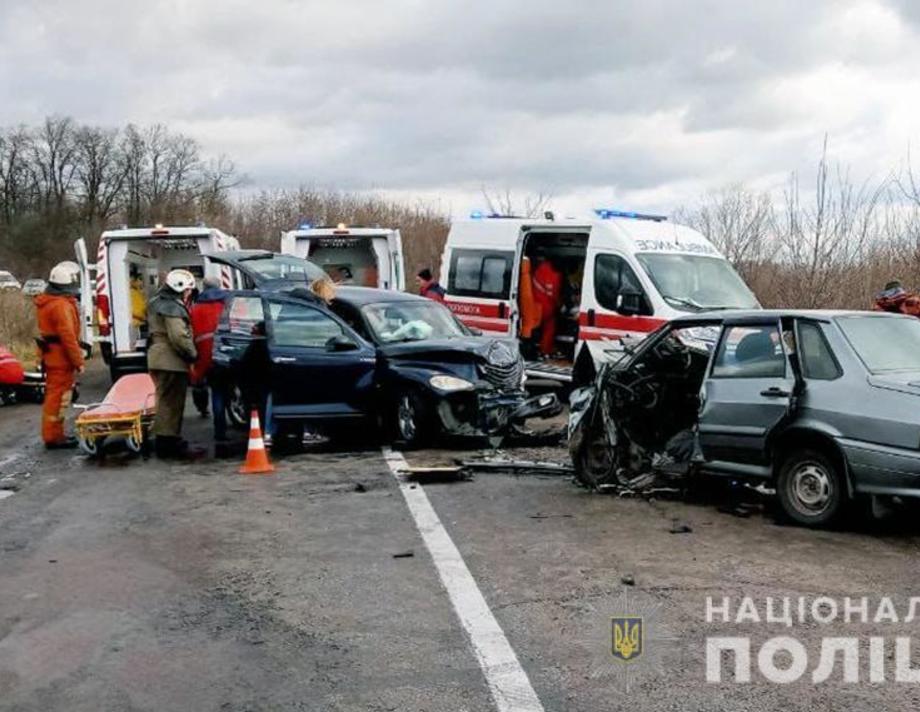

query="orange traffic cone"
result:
[240,409,275,475]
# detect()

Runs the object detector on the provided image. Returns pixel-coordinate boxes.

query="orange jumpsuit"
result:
[34,292,85,444]
[532,259,563,355]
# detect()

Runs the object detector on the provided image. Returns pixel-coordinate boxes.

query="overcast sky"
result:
[1,0,918,216]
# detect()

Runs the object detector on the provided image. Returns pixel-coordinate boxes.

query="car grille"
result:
[480,358,524,391]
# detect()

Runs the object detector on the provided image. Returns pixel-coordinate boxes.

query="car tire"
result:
[226,385,250,431]
[777,448,846,527]
[394,392,433,448]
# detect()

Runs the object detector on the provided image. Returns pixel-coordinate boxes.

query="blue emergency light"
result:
[470,210,484,219]
[594,208,667,222]
[298,222,313,230]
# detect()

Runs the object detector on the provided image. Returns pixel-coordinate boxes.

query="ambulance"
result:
[280,223,405,291]
[438,209,760,384]
[74,225,241,381]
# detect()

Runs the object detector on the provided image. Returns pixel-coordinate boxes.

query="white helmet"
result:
[165,269,196,293]
[48,261,80,287]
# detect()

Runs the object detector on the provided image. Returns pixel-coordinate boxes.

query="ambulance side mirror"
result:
[616,291,643,317]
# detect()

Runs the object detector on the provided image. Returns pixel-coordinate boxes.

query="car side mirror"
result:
[326,334,359,352]
[616,291,643,316]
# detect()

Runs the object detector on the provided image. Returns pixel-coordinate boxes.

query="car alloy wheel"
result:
[397,394,418,442]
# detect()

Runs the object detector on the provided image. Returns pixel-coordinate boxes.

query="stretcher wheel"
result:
[79,436,101,457]
[126,433,143,453]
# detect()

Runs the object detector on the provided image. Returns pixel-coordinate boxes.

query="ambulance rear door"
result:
[73,237,95,350]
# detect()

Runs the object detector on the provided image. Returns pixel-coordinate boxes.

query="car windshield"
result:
[241,255,326,283]
[636,254,759,311]
[0,273,15,283]
[362,301,466,344]
[837,316,920,373]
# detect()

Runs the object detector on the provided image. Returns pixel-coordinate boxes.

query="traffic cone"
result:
[239,409,275,475]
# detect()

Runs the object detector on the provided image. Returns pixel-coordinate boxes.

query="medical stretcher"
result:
[75,373,155,456]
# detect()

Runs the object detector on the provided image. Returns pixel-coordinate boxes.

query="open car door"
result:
[203,252,326,290]
[697,316,798,476]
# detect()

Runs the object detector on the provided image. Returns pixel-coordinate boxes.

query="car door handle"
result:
[272,356,296,363]
[760,387,790,398]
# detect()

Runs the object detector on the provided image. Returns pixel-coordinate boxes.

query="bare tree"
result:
[31,116,77,210]
[480,185,553,218]
[775,137,889,308]
[676,183,775,280]
[73,125,128,223]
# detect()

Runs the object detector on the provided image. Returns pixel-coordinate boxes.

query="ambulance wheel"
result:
[79,437,101,457]
[126,434,143,454]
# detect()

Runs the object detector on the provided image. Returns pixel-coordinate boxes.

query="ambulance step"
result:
[525,361,573,383]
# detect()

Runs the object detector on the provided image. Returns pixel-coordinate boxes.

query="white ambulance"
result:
[74,225,241,381]
[438,209,759,383]
[280,223,405,291]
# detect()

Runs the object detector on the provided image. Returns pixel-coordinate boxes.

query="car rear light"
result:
[97,294,111,336]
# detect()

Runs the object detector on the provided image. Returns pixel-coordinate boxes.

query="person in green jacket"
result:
[147,269,197,458]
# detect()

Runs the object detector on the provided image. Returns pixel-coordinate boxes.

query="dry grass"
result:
[0,290,38,368]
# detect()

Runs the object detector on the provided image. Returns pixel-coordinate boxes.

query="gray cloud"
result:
[1,0,918,213]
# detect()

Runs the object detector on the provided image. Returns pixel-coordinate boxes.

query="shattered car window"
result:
[712,325,785,378]
[363,302,466,344]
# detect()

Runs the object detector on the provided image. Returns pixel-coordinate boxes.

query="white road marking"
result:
[382,447,545,712]
[0,490,14,501]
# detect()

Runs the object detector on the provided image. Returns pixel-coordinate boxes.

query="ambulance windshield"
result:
[636,253,759,311]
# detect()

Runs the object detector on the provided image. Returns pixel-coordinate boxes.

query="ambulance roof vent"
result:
[594,208,667,222]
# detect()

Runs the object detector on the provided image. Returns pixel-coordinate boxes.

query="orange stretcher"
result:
[75,373,156,457]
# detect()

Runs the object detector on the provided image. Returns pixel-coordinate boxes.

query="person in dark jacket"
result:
[147,269,198,458]
[416,268,445,302]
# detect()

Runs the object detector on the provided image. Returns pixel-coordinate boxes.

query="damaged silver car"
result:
[570,310,920,527]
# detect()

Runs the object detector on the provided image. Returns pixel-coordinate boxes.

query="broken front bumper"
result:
[436,389,562,437]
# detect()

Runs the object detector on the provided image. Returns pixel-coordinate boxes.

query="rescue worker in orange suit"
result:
[34,261,85,448]
[532,256,563,356]
[189,277,228,439]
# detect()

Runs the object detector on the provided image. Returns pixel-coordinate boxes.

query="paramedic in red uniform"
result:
[34,261,85,448]
[189,277,229,442]
[416,268,445,302]
[532,256,563,356]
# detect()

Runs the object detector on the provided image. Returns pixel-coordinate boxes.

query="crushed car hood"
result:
[380,337,520,365]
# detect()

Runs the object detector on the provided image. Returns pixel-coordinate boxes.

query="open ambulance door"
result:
[73,238,95,355]
[506,226,529,338]
[368,230,405,290]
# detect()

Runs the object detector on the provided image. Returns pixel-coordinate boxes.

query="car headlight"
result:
[429,375,475,392]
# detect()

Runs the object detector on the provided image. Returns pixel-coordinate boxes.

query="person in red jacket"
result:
[34,261,85,448]
[189,278,229,441]
[532,256,563,356]
[416,268,446,302]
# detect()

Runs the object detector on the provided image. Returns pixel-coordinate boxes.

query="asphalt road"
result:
[2,359,920,711]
